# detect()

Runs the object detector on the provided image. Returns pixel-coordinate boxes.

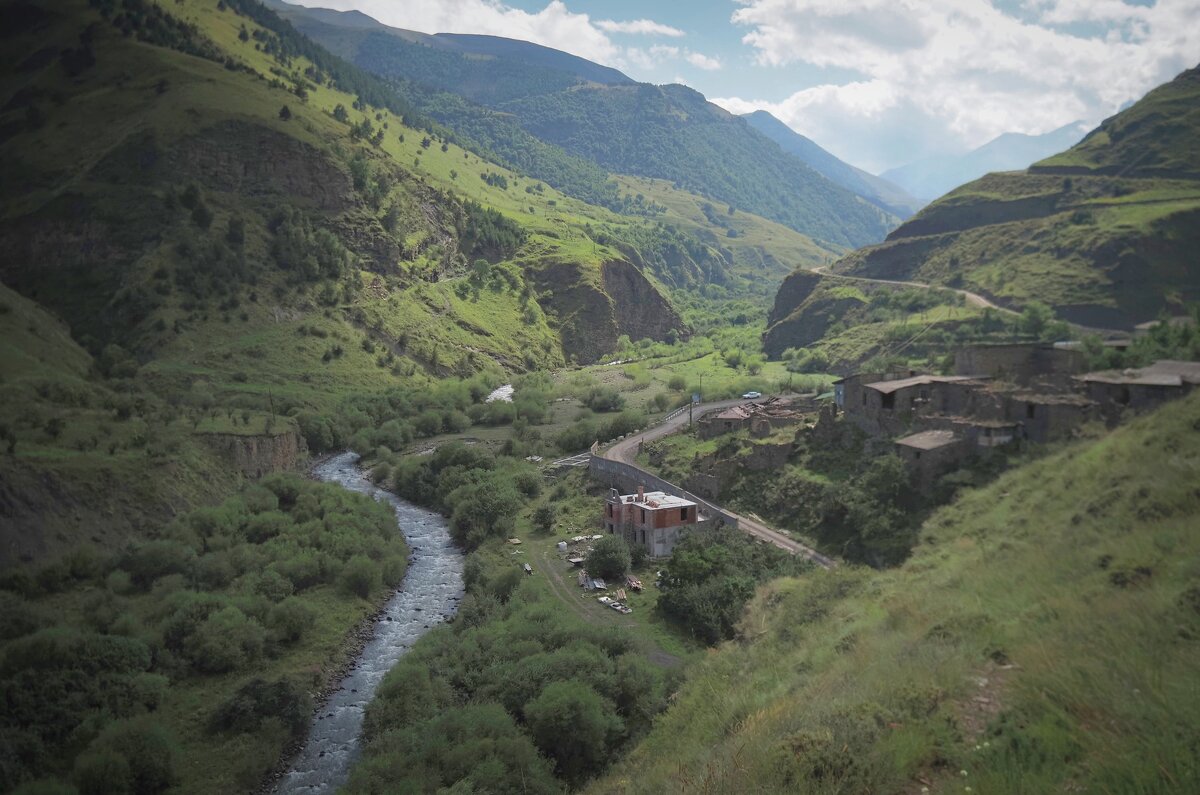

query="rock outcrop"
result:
[531,258,686,363]
[200,428,308,479]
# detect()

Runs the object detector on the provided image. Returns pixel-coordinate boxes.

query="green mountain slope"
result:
[1034,66,1200,178]
[0,0,756,563]
[822,64,1200,330]
[742,109,923,218]
[593,391,1200,794]
[271,3,899,249]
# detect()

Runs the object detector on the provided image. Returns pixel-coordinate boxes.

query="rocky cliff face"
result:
[200,428,308,479]
[763,270,864,358]
[531,258,686,363]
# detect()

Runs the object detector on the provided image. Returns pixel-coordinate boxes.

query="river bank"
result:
[269,452,465,794]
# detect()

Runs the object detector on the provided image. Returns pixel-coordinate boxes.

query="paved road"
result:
[599,399,836,569]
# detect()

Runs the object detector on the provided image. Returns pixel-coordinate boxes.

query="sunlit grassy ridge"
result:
[593,392,1200,794]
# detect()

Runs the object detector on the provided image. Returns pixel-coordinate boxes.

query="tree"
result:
[278,105,291,121]
[524,681,623,786]
[532,504,556,533]
[585,535,630,581]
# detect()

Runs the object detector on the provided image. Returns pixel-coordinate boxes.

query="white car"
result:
[742,391,762,399]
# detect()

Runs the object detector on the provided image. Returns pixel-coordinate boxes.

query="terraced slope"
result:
[828,64,1200,330]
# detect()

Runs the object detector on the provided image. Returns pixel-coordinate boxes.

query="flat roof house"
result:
[604,486,698,558]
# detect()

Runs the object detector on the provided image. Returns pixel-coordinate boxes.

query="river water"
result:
[273,452,464,794]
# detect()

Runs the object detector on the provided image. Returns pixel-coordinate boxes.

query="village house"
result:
[1078,360,1200,422]
[603,486,698,557]
[893,429,970,489]
[696,396,809,439]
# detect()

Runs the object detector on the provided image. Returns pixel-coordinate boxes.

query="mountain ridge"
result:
[741,109,924,218]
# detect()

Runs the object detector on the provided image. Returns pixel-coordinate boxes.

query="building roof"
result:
[714,406,751,420]
[618,491,696,510]
[895,429,960,451]
[1078,360,1200,387]
[865,374,984,395]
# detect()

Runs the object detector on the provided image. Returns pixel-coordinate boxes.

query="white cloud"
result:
[596,18,685,37]
[289,0,620,63]
[719,0,1200,171]
[686,52,722,70]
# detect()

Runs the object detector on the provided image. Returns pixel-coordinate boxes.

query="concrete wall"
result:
[588,445,740,530]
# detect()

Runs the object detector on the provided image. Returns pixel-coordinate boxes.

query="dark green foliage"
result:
[0,477,405,789]
[581,386,625,412]
[657,527,812,644]
[389,443,541,550]
[349,704,558,795]
[208,677,311,740]
[0,628,163,792]
[338,554,381,599]
[458,200,526,260]
[74,717,176,795]
[350,583,667,794]
[90,0,226,65]
[525,681,623,786]
[585,535,630,581]
[269,208,353,281]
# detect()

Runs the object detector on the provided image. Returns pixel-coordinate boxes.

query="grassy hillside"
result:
[829,64,1200,330]
[1035,65,1200,177]
[593,391,1200,794]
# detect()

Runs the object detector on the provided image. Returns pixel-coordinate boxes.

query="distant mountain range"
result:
[271,1,900,249]
[740,110,923,218]
[881,122,1091,200]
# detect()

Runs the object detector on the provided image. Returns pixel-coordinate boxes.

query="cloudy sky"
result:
[291,0,1200,173]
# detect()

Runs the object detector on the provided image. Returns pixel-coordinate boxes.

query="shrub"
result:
[339,555,380,600]
[266,598,314,643]
[184,606,266,673]
[585,536,630,581]
[76,717,177,795]
[209,678,311,740]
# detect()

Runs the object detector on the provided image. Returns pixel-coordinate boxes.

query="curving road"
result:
[599,400,836,569]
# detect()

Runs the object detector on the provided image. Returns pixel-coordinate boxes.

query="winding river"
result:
[273,452,464,794]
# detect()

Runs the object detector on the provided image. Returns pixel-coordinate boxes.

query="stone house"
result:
[893,430,970,489]
[603,486,698,557]
[1078,360,1200,422]
[953,343,1087,386]
[696,397,808,440]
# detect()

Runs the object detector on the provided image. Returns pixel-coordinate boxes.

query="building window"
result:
[680,507,687,521]
[640,508,646,523]
[881,393,895,410]
[914,451,921,459]
[1026,403,1036,419]
[862,393,867,406]
[607,504,613,517]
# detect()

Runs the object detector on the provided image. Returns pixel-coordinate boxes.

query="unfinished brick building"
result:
[603,486,698,557]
